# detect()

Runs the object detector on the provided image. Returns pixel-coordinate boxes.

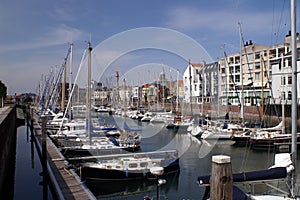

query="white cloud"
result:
[164,6,276,37]
[0,25,87,54]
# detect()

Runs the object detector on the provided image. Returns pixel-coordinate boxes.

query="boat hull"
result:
[250,135,300,150]
[80,159,180,181]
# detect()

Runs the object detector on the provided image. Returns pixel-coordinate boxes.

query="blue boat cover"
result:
[198,167,287,185]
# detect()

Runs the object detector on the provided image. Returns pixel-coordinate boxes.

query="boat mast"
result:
[238,22,244,124]
[61,57,67,112]
[87,42,92,144]
[188,60,193,116]
[69,43,73,119]
[176,70,179,113]
[291,0,297,196]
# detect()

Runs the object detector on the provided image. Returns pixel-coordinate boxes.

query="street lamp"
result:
[150,167,166,200]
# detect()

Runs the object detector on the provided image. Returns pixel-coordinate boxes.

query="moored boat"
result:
[79,150,180,181]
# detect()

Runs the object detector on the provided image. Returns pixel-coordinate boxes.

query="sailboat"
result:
[198,0,299,198]
[51,42,140,155]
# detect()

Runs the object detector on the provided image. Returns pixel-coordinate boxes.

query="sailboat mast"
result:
[61,58,67,111]
[291,0,297,196]
[69,43,73,119]
[238,22,244,124]
[176,70,179,112]
[189,61,193,115]
[87,42,92,144]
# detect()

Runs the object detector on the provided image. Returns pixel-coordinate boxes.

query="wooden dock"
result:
[31,112,96,200]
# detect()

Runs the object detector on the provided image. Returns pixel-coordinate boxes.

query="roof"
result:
[190,63,203,67]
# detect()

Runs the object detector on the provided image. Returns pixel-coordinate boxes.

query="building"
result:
[219,42,270,106]
[269,31,300,104]
[183,62,203,103]
[183,31,300,107]
[183,62,218,104]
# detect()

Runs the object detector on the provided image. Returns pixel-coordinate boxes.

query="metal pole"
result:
[291,0,297,196]
[238,22,244,124]
[41,116,48,200]
[87,42,92,144]
[189,61,193,115]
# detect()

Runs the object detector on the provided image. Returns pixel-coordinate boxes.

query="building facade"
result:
[183,31,300,106]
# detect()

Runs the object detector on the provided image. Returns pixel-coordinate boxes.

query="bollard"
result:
[41,116,48,199]
[210,155,233,200]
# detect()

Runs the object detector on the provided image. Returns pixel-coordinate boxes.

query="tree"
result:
[0,81,7,100]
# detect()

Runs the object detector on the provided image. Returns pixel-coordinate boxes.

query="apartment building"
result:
[184,31,300,106]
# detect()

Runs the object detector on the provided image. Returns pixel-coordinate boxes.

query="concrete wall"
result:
[0,106,17,199]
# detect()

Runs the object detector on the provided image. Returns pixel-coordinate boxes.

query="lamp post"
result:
[150,167,166,200]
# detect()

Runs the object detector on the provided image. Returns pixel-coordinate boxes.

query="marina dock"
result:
[30,110,96,200]
[0,105,96,200]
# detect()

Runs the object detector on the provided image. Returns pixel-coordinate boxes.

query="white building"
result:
[183,31,300,106]
[183,62,203,103]
[269,32,300,104]
[183,62,218,103]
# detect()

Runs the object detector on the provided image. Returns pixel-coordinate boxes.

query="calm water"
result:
[86,114,300,200]
[12,114,300,200]
[14,125,54,200]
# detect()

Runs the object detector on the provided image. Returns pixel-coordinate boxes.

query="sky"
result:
[0,0,299,95]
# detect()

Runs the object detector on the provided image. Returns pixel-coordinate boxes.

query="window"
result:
[129,163,138,168]
[248,63,253,70]
[140,162,148,167]
[255,62,260,69]
[248,53,254,61]
[235,75,240,83]
[288,76,292,84]
[235,56,240,64]
[288,91,292,100]
[222,77,226,83]
[255,72,260,80]
[235,66,240,73]
[255,52,260,60]
[221,68,226,74]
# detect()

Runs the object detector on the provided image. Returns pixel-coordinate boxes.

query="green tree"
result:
[0,81,7,100]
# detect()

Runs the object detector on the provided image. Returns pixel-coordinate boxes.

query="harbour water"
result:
[13,125,54,200]
[85,114,300,200]
[12,113,300,200]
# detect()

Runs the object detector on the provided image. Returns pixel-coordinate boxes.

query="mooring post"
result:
[210,155,233,200]
[41,115,48,199]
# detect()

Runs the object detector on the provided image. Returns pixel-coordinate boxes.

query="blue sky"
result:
[0,0,299,94]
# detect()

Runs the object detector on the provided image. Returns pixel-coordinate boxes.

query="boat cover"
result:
[198,167,287,185]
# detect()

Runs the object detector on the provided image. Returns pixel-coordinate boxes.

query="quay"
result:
[0,105,17,200]
[0,105,96,200]
[29,107,96,200]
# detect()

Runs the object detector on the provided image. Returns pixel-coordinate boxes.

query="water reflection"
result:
[86,172,180,199]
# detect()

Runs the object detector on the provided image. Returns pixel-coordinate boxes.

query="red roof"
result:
[190,63,203,67]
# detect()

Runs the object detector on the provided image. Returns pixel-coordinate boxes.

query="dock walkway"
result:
[31,113,96,200]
